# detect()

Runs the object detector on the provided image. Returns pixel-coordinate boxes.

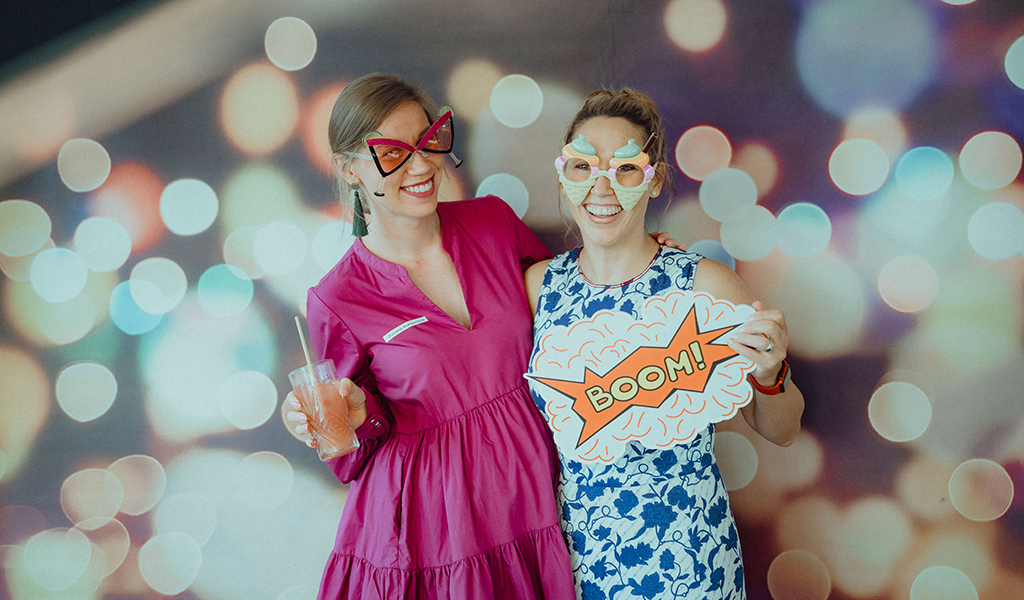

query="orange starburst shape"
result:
[527,291,756,462]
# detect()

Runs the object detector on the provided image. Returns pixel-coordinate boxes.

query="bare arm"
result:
[693,258,804,446]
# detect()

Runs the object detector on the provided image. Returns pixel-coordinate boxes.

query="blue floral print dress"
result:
[527,246,745,600]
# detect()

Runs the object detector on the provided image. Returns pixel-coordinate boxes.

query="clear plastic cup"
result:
[288,359,360,461]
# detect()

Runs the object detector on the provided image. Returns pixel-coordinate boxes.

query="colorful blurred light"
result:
[253,221,307,276]
[688,239,735,270]
[77,517,130,576]
[829,138,890,196]
[153,492,217,546]
[1,238,54,282]
[655,197,722,249]
[910,566,978,600]
[198,264,254,318]
[477,173,529,218]
[776,203,832,258]
[160,178,219,236]
[1006,36,1024,90]
[675,125,732,182]
[2,87,76,163]
[767,549,832,600]
[732,142,779,199]
[467,81,581,227]
[948,459,1014,522]
[223,225,267,279]
[60,469,124,529]
[220,164,303,230]
[959,131,1023,191]
[73,216,132,272]
[139,295,275,441]
[130,257,187,315]
[301,82,348,176]
[895,456,957,522]
[771,253,865,358]
[490,74,543,128]
[699,167,758,222]
[967,202,1024,260]
[235,451,294,511]
[311,220,354,273]
[830,497,912,597]
[57,139,111,193]
[160,448,344,598]
[38,289,98,345]
[108,455,166,517]
[877,255,939,314]
[0,199,51,257]
[446,59,503,122]
[843,107,908,161]
[29,247,88,303]
[915,268,1020,377]
[868,381,932,443]
[109,280,163,335]
[663,0,728,54]
[219,370,277,430]
[90,161,166,254]
[55,361,118,423]
[21,527,94,591]
[895,147,955,201]
[138,532,202,595]
[264,17,317,71]
[0,346,51,484]
[777,496,842,561]
[714,431,758,490]
[220,63,299,156]
[795,0,937,116]
[719,205,776,261]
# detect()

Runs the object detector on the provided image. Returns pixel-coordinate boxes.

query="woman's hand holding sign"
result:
[726,300,789,387]
[693,259,804,447]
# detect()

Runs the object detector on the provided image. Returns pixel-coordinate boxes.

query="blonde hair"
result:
[328,73,437,234]
[564,88,672,196]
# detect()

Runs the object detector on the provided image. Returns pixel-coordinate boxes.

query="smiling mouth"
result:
[585,204,622,217]
[402,178,434,194]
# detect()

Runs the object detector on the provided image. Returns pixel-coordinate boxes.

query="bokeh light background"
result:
[2,0,1024,598]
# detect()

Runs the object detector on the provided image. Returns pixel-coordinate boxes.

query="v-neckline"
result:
[353,207,473,331]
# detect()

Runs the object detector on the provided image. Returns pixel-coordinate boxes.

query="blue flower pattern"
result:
[529,247,745,599]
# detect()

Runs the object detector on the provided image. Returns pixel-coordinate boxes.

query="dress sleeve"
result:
[307,288,393,483]
[493,196,553,272]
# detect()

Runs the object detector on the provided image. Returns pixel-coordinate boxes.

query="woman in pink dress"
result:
[286,73,576,599]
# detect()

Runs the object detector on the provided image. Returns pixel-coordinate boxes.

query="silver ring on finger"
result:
[764,340,775,353]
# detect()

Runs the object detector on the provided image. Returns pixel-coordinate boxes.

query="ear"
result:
[333,153,361,187]
[650,164,667,198]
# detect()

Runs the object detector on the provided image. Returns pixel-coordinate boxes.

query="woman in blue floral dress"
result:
[525,89,805,600]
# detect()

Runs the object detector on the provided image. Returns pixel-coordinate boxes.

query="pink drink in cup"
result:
[288,359,359,461]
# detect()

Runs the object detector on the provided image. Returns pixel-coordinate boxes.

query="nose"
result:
[591,172,614,195]
[405,150,433,173]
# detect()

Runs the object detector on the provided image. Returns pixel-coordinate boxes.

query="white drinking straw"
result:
[295,316,314,368]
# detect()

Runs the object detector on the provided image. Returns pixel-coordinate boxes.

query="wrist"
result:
[748,360,791,395]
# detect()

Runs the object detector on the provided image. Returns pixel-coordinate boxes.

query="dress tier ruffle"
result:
[318,385,574,600]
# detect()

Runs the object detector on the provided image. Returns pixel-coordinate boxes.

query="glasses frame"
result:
[359,106,457,178]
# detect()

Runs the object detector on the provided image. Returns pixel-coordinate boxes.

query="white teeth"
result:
[586,205,622,217]
[403,180,433,194]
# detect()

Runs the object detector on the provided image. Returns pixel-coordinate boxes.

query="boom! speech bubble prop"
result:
[526,291,756,463]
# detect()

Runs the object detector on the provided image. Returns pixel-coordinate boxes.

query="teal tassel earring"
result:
[351,188,368,237]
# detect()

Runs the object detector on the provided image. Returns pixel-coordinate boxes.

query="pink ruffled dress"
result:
[306,197,575,599]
